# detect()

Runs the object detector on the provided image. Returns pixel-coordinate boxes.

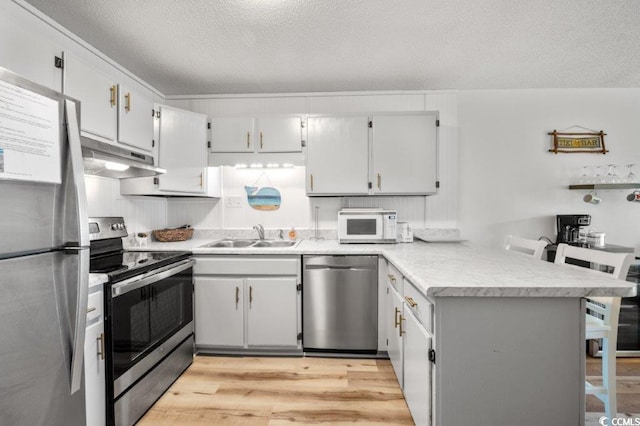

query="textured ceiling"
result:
[21,0,640,95]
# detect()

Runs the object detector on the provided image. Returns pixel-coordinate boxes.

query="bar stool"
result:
[504,235,548,260]
[554,243,633,422]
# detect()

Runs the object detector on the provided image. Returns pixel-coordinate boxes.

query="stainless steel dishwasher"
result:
[303,255,378,353]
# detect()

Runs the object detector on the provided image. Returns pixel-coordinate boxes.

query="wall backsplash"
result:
[84,175,167,234]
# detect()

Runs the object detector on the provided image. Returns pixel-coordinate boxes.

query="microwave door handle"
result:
[64,99,90,248]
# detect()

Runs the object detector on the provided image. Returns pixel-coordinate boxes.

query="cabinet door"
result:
[403,307,432,426]
[210,117,254,152]
[371,113,438,195]
[246,277,299,347]
[117,84,154,152]
[84,291,105,426]
[388,284,404,388]
[195,278,244,347]
[64,53,117,143]
[255,116,303,153]
[157,106,208,193]
[0,13,62,91]
[306,115,369,195]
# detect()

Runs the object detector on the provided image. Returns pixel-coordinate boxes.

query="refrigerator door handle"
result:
[64,99,90,248]
[67,247,89,394]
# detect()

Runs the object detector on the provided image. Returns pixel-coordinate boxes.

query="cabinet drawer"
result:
[403,279,433,334]
[86,290,103,326]
[386,262,403,294]
[194,256,300,276]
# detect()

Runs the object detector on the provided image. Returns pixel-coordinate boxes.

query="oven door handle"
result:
[111,259,194,297]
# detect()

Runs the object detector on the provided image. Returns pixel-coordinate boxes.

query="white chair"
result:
[504,235,549,260]
[554,243,633,421]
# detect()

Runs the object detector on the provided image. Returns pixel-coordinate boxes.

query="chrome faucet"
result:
[253,224,265,240]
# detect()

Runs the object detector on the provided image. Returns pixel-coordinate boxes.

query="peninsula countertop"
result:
[125,238,637,299]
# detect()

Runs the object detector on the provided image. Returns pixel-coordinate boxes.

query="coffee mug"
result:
[583,192,601,204]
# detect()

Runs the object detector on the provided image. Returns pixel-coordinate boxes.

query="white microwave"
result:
[338,208,397,243]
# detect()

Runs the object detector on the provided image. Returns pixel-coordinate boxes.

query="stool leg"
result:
[601,337,617,421]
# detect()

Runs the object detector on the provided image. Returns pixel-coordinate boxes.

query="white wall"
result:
[458,89,640,251]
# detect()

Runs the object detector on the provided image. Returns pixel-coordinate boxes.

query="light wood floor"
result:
[586,356,640,415]
[139,356,414,425]
[140,355,640,425]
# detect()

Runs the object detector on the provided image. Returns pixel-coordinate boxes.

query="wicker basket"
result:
[152,227,194,242]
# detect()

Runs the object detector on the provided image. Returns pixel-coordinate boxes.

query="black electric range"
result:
[88,217,190,283]
[89,217,195,425]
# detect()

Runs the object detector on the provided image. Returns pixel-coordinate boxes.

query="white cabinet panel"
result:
[84,290,105,426]
[210,117,254,152]
[0,15,61,91]
[371,113,438,195]
[158,106,208,193]
[255,116,303,153]
[306,115,369,195]
[117,84,154,152]
[64,53,117,142]
[195,277,244,347]
[246,277,298,347]
[388,284,404,388]
[403,307,432,426]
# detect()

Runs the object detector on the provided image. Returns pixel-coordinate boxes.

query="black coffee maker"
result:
[556,214,591,245]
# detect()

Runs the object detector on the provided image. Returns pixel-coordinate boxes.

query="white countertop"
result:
[125,238,637,299]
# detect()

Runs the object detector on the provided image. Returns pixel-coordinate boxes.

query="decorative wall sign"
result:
[244,172,281,211]
[245,186,281,210]
[548,127,608,154]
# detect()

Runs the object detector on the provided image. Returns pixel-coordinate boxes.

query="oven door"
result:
[108,259,194,389]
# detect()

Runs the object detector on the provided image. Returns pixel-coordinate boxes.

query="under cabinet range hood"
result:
[81,138,166,179]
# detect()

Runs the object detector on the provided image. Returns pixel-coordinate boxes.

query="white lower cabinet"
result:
[402,307,432,426]
[387,283,404,388]
[246,277,299,347]
[84,290,105,426]
[195,277,245,347]
[193,256,302,352]
[385,261,434,425]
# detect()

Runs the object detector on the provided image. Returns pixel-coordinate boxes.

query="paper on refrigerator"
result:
[0,79,61,184]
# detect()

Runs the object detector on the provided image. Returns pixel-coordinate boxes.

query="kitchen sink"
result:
[203,239,258,248]
[251,240,298,248]
[201,239,298,248]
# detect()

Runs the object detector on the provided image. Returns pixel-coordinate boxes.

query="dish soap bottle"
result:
[288,227,297,241]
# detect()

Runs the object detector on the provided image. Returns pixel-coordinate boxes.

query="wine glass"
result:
[593,166,605,184]
[603,164,620,184]
[624,164,637,183]
[578,166,593,185]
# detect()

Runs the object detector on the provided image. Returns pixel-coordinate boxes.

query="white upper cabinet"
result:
[63,53,117,142]
[0,27,62,91]
[117,84,154,152]
[63,53,154,153]
[371,113,438,195]
[255,116,304,153]
[210,115,303,154]
[210,117,255,152]
[306,115,370,195]
[157,106,209,194]
[305,112,438,196]
[120,105,221,197]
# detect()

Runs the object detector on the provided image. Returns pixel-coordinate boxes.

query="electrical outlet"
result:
[226,195,243,208]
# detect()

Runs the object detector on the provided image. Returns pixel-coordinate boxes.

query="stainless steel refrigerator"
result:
[0,66,89,425]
